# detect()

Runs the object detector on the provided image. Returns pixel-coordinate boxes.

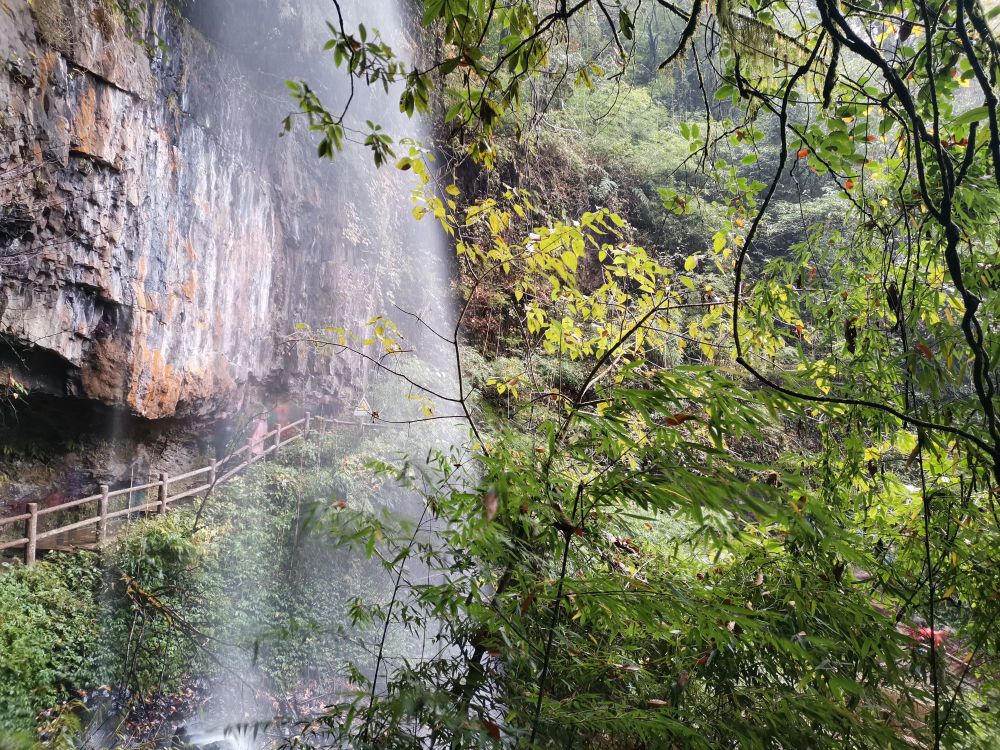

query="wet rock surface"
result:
[0,0,421,416]
[0,0,435,502]
[53,676,336,749]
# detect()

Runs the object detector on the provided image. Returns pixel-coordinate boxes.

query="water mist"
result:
[89,0,460,746]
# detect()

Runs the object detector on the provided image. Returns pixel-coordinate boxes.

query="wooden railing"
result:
[0,413,330,566]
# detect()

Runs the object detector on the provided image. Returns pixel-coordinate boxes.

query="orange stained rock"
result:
[36,51,59,95]
[181,270,197,301]
[73,86,99,155]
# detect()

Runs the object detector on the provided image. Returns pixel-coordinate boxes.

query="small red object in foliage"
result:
[919,626,946,646]
[664,412,695,427]
[909,626,946,647]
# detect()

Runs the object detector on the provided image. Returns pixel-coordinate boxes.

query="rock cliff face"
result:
[0,0,442,502]
[0,0,454,506]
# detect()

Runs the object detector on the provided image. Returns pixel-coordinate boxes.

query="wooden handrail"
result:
[36,494,102,518]
[0,536,29,551]
[0,413,319,565]
[36,515,103,542]
[166,482,213,504]
[104,501,162,521]
[228,443,251,459]
[107,479,161,498]
[169,465,213,483]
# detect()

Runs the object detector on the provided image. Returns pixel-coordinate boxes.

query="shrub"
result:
[0,553,105,733]
[0,516,202,736]
[0,442,403,740]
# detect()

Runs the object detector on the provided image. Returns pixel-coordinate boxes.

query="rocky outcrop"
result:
[0,0,422,425]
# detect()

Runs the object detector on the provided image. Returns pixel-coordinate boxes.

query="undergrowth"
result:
[0,431,396,745]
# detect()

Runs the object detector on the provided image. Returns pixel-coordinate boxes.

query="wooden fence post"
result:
[274,423,282,452]
[305,411,312,435]
[25,502,37,566]
[98,484,109,544]
[158,472,169,515]
[209,459,217,486]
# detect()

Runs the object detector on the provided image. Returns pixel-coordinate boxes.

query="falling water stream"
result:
[82,0,459,746]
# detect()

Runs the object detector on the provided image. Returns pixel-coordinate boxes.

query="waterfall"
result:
[69,0,460,746]
[180,0,458,745]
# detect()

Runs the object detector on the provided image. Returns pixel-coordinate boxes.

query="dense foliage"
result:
[0,433,406,746]
[278,0,1000,748]
[0,516,202,746]
[0,551,106,737]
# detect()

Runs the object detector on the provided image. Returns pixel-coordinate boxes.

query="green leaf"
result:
[953,105,989,126]
[619,9,634,40]
[422,0,446,24]
[562,250,578,272]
